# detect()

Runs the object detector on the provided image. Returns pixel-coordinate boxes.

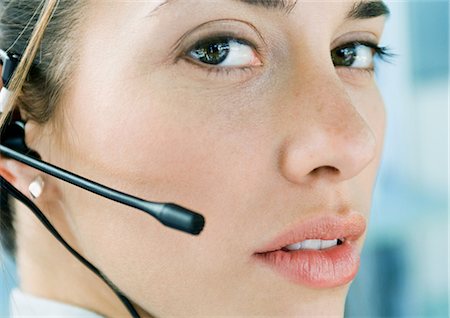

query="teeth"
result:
[284,242,303,250]
[284,239,339,251]
[301,239,322,250]
[320,239,338,249]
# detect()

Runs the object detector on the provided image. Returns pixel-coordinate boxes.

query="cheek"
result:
[61,67,276,244]
[71,67,271,193]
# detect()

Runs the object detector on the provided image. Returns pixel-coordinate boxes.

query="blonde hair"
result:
[0,0,58,124]
[0,0,85,124]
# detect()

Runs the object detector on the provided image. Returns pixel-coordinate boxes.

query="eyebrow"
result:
[150,0,389,19]
[149,0,297,16]
[237,0,298,14]
[347,1,390,19]
[238,0,390,18]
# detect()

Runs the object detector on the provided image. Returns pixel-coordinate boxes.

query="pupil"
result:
[192,39,230,65]
[333,44,357,67]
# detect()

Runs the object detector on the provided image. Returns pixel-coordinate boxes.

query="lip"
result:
[252,212,366,288]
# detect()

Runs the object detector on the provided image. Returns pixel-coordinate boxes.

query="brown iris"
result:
[331,43,358,67]
[189,37,231,65]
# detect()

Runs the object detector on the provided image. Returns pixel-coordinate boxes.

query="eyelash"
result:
[365,43,392,61]
[348,41,393,72]
[182,36,393,77]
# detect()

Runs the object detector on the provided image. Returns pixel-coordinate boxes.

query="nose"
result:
[278,74,378,186]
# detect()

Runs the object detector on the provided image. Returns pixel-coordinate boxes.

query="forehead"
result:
[149,0,389,18]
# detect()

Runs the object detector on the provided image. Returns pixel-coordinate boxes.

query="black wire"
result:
[0,176,140,318]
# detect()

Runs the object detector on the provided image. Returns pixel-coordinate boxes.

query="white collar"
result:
[9,288,104,317]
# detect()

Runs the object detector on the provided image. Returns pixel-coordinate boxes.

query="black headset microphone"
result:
[0,50,205,317]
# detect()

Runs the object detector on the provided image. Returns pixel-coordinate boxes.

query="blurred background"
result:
[1,0,448,317]
[345,0,449,317]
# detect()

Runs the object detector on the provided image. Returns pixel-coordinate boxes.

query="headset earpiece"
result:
[0,115,41,159]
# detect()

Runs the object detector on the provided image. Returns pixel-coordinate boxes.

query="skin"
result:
[1,0,387,316]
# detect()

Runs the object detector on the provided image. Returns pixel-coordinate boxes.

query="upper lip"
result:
[254,211,367,254]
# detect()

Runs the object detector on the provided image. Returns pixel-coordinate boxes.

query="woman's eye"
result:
[187,37,261,67]
[331,43,382,70]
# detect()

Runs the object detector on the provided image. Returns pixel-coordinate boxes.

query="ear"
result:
[0,118,46,201]
[0,63,44,200]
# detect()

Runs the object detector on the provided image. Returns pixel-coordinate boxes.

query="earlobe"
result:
[0,158,42,196]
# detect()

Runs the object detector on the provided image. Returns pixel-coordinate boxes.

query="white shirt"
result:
[9,289,104,317]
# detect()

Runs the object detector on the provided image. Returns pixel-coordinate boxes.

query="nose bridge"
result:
[314,77,372,144]
[278,69,377,185]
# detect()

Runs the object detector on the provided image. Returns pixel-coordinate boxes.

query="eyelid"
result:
[331,31,380,50]
[178,54,263,85]
[171,18,267,62]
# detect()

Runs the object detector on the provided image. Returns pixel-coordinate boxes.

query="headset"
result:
[0,49,205,317]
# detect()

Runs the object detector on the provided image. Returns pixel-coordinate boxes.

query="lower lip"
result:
[252,240,360,288]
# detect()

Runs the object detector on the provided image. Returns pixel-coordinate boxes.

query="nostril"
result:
[310,166,339,176]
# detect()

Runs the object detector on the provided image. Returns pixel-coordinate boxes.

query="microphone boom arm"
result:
[0,144,205,235]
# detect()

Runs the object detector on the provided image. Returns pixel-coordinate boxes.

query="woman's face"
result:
[35,0,387,316]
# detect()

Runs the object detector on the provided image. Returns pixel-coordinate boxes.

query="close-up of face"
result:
[2,0,390,317]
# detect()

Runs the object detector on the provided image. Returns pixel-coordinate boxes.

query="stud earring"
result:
[28,175,45,199]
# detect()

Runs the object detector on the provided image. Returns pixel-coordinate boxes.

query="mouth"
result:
[280,238,345,251]
[252,212,366,288]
